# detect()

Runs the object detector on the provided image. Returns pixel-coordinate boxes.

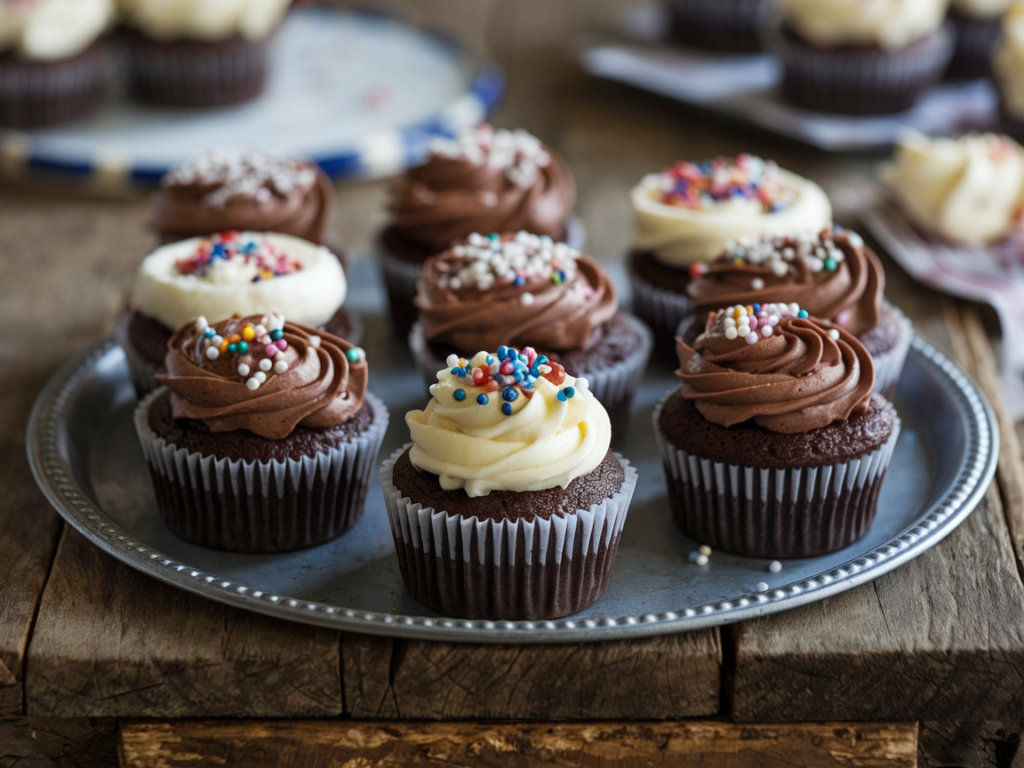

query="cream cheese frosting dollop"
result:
[406,347,612,497]
[131,231,347,330]
[631,157,832,266]
[778,0,948,50]
[0,0,113,60]
[115,0,289,41]
[883,131,1024,245]
[995,4,1024,120]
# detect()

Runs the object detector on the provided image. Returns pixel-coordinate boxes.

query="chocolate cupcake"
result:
[666,0,770,52]
[628,155,832,360]
[409,231,651,443]
[135,314,387,552]
[682,227,913,397]
[656,303,900,559]
[995,5,1024,142]
[381,346,637,620]
[0,0,114,128]
[772,0,953,115]
[945,0,1010,80]
[116,0,289,107]
[378,123,578,336]
[152,147,336,247]
[120,231,360,397]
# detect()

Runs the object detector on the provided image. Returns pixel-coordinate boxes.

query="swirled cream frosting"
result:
[779,0,948,50]
[0,0,113,60]
[406,346,612,497]
[131,231,347,330]
[996,4,1024,119]
[631,156,832,266]
[416,231,617,352]
[115,0,289,41]
[159,313,368,439]
[677,303,874,433]
[883,131,1024,245]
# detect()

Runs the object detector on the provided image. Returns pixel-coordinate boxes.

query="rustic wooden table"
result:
[3,2,1024,766]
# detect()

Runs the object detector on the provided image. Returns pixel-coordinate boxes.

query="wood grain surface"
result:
[118,720,918,768]
[0,716,119,768]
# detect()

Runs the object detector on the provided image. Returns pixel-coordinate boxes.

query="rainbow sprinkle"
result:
[432,346,588,416]
[706,303,842,346]
[175,232,302,282]
[659,155,795,213]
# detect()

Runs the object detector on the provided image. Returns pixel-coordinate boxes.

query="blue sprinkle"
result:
[833,223,845,233]
[539,234,553,245]
[271,328,284,341]
[450,367,461,375]
[563,387,575,399]
[486,355,494,364]
[797,309,809,319]
[203,328,215,338]
[688,551,700,563]
[502,402,514,416]
[457,368,467,378]
[454,389,466,401]
[476,393,489,405]
[529,367,539,377]
[557,390,568,402]
[497,346,509,360]
[514,276,525,286]
[502,387,518,402]
[535,355,548,366]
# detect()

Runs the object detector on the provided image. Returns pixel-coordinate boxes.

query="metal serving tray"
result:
[28,289,997,643]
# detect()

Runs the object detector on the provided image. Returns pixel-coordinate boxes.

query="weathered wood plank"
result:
[731,283,1024,724]
[118,720,918,768]
[25,528,342,718]
[0,716,118,768]
[918,720,1021,768]
[342,629,721,719]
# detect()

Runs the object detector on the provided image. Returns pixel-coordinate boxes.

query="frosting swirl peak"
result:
[416,231,617,352]
[159,313,367,439]
[677,303,874,433]
[406,346,611,497]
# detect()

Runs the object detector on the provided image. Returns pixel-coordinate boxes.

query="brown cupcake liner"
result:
[408,314,652,444]
[0,39,109,128]
[117,313,162,398]
[946,12,1001,81]
[120,28,270,108]
[771,25,954,115]
[668,0,769,53]
[381,446,638,620]
[655,395,900,558]
[630,268,691,362]
[135,390,389,553]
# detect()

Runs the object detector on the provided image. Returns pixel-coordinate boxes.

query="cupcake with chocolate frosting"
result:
[682,227,913,397]
[381,345,638,619]
[409,231,652,442]
[378,123,578,336]
[656,302,900,558]
[135,313,388,552]
[152,147,336,249]
[628,155,832,360]
[121,231,360,397]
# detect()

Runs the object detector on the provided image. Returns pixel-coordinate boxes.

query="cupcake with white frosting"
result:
[995,4,1024,142]
[883,131,1024,245]
[381,345,638,620]
[116,0,290,107]
[946,0,1014,80]
[627,154,832,358]
[121,230,360,396]
[772,0,954,114]
[0,0,114,127]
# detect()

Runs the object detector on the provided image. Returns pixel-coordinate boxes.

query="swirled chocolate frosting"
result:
[387,125,576,255]
[153,148,334,245]
[686,228,884,336]
[158,313,367,440]
[676,303,874,433]
[416,232,617,352]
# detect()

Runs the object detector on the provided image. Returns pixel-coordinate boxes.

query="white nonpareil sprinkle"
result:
[768,560,782,573]
[441,231,579,293]
[828,329,841,341]
[164,147,317,208]
[721,229,850,279]
[756,582,769,592]
[428,124,552,187]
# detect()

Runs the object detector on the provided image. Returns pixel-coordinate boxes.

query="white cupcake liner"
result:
[408,313,652,441]
[654,394,900,558]
[629,270,691,359]
[380,446,638,619]
[134,389,389,553]
[871,303,914,399]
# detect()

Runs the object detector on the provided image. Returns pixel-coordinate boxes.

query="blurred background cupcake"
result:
[0,0,114,128]
[771,0,954,115]
[946,0,1014,79]
[666,0,769,53]
[377,123,578,336]
[628,154,832,359]
[122,230,357,396]
[116,0,290,107]
[409,231,652,442]
[995,4,1024,141]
